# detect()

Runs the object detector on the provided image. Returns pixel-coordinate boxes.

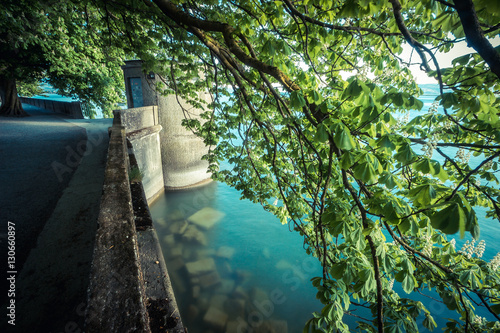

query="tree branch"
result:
[152,0,300,91]
[453,0,500,79]
[389,0,431,72]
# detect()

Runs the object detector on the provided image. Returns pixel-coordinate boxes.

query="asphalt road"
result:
[0,105,112,332]
[0,106,87,276]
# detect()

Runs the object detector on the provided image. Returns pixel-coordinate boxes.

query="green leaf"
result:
[431,203,466,236]
[394,143,416,163]
[379,172,400,189]
[409,184,437,207]
[353,162,378,185]
[402,274,416,294]
[340,151,356,169]
[382,201,400,222]
[431,160,448,182]
[440,93,458,109]
[290,90,307,109]
[342,78,364,99]
[376,135,396,152]
[459,269,482,289]
[414,158,435,174]
[262,40,276,56]
[333,124,356,150]
[315,123,330,143]
[423,312,437,331]
[330,262,347,279]
[308,90,323,103]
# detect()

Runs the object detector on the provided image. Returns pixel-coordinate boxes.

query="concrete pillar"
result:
[121,60,211,190]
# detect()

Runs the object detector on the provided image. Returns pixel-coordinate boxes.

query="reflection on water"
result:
[150,181,323,333]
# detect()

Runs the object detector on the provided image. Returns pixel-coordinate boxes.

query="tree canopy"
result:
[7,0,500,331]
[136,0,500,331]
[0,0,125,117]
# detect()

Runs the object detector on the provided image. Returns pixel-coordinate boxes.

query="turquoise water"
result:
[149,84,500,332]
[150,181,323,332]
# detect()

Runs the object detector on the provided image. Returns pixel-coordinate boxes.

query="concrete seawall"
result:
[118,106,164,204]
[20,97,84,119]
[85,115,185,332]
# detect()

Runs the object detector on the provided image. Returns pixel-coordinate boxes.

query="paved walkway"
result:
[0,105,112,332]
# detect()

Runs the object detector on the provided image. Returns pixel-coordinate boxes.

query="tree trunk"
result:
[0,75,28,117]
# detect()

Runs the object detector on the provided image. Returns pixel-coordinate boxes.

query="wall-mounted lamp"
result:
[147,72,155,80]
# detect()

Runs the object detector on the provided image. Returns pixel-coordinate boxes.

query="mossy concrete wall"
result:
[85,116,185,332]
[85,119,151,332]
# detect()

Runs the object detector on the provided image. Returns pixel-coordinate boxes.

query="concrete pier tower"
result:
[121,60,211,190]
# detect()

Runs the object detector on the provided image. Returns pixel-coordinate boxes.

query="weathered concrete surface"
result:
[85,124,151,332]
[128,125,164,203]
[121,60,211,190]
[120,105,159,132]
[129,136,186,332]
[137,230,185,333]
[119,106,164,203]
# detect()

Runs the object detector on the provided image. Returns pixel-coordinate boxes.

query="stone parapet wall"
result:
[20,97,84,119]
[85,120,151,332]
[85,115,185,332]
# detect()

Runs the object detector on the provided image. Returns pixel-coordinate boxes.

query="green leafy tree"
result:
[127,0,499,331]
[15,0,500,331]
[0,0,125,117]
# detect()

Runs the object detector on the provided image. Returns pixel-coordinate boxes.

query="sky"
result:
[405,36,500,84]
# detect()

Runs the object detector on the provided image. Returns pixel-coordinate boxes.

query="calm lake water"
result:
[150,84,500,332]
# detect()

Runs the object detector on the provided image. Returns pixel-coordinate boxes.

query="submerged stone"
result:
[188,207,226,230]
[162,234,175,247]
[169,219,188,234]
[232,286,249,300]
[182,224,208,245]
[269,320,288,333]
[275,259,293,270]
[203,306,228,331]
[155,217,167,227]
[192,285,201,299]
[234,270,252,285]
[168,270,187,294]
[199,270,222,289]
[251,287,270,304]
[219,261,233,276]
[262,247,271,259]
[216,278,235,294]
[168,209,185,221]
[209,294,228,310]
[225,298,245,318]
[187,304,200,321]
[197,248,216,258]
[216,246,236,259]
[275,259,306,280]
[168,245,183,258]
[186,257,217,277]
